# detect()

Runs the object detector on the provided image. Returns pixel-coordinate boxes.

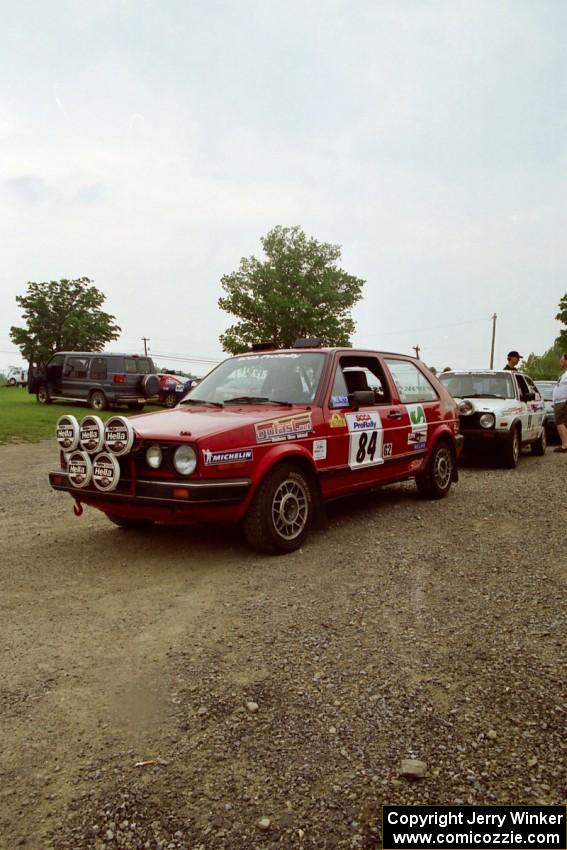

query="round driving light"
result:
[56,415,80,451]
[92,452,121,492]
[173,444,197,476]
[479,413,495,429]
[79,415,105,453]
[104,416,135,455]
[458,400,473,415]
[66,450,93,489]
[146,445,163,469]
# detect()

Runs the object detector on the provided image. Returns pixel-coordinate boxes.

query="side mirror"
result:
[349,390,375,410]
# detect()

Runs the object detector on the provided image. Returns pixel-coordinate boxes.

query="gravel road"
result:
[0,440,565,850]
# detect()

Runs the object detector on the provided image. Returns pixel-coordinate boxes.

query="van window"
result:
[90,357,108,380]
[66,357,90,379]
[124,357,153,374]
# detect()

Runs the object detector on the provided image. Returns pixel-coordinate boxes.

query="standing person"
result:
[503,351,522,371]
[553,352,567,453]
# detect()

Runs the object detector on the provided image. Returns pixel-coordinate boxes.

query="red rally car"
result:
[49,341,463,554]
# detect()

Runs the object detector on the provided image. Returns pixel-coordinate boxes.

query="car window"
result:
[66,357,90,379]
[330,357,390,407]
[124,357,153,374]
[536,383,554,401]
[90,357,108,380]
[385,359,437,403]
[515,374,530,397]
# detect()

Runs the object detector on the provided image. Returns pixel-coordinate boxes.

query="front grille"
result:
[131,442,182,478]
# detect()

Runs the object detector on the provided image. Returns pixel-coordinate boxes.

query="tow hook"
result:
[73,498,84,517]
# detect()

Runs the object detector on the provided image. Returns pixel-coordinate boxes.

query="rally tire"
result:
[37,385,52,405]
[105,513,155,530]
[531,427,546,456]
[502,426,520,468]
[90,390,108,411]
[165,394,178,408]
[415,440,454,499]
[243,463,313,554]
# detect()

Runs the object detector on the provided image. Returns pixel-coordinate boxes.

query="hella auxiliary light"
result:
[174,445,197,476]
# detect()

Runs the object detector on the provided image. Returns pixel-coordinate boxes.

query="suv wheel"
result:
[37,385,52,404]
[531,427,546,456]
[90,390,107,411]
[503,426,520,468]
[244,463,313,554]
[415,440,454,499]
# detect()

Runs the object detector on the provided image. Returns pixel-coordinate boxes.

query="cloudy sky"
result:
[1,0,565,374]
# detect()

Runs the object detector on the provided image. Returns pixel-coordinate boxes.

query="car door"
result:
[64,356,91,400]
[45,354,65,395]
[514,373,535,440]
[321,353,411,496]
[383,357,443,467]
[522,374,545,438]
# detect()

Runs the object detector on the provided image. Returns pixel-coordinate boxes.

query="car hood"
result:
[129,403,309,441]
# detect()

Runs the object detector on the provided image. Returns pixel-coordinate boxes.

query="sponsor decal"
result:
[56,415,80,451]
[406,404,428,449]
[313,439,327,461]
[92,452,121,492]
[330,395,349,408]
[67,450,93,489]
[203,448,253,465]
[383,442,393,457]
[79,415,104,453]
[329,412,347,428]
[104,416,135,456]
[255,411,313,443]
[345,411,381,431]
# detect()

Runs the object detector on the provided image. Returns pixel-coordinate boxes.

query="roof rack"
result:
[293,337,322,348]
[251,342,278,351]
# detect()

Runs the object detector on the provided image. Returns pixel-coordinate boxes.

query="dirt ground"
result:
[0,440,565,850]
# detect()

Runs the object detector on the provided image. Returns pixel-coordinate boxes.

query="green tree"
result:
[523,342,564,380]
[555,292,567,350]
[10,278,121,366]
[218,226,365,354]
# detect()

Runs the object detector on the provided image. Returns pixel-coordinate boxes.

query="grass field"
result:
[0,388,161,444]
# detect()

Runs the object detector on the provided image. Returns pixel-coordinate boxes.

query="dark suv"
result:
[29,352,160,411]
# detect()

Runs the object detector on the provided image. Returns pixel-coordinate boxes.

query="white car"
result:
[438,370,546,468]
[6,367,27,387]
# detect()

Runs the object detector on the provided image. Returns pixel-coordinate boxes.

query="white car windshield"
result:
[439,372,516,400]
[182,352,326,405]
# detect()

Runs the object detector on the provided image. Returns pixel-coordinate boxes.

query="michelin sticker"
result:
[203,449,253,465]
[313,439,327,461]
[406,404,428,450]
[345,409,384,468]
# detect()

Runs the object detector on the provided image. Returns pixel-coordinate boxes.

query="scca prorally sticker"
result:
[346,409,384,468]
[56,415,80,451]
[203,448,253,465]
[255,412,313,443]
[79,415,105,453]
[313,439,327,461]
[92,452,121,492]
[406,404,428,450]
[104,416,135,456]
[67,450,93,489]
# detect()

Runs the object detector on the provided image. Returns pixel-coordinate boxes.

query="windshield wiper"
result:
[180,398,223,408]
[460,393,507,399]
[224,396,293,406]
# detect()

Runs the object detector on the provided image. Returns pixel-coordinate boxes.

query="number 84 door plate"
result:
[345,410,385,469]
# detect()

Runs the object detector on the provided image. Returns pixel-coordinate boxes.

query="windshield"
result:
[439,372,516,400]
[535,383,555,402]
[183,352,326,405]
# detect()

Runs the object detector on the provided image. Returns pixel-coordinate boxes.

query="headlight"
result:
[479,413,495,429]
[459,400,473,415]
[146,445,163,469]
[174,444,197,476]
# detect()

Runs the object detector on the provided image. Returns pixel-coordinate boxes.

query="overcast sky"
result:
[1,0,565,374]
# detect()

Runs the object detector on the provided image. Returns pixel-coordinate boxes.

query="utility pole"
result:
[142,337,150,356]
[489,314,497,369]
[413,345,421,360]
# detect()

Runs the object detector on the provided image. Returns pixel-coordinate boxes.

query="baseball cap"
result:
[507,350,522,359]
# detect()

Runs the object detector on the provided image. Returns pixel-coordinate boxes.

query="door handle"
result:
[387,409,402,419]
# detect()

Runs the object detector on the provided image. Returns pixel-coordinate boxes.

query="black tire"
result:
[90,390,108,411]
[36,385,52,404]
[243,463,313,554]
[105,513,154,530]
[502,426,520,468]
[165,394,178,408]
[8,378,16,387]
[531,426,546,456]
[142,374,160,398]
[128,402,144,411]
[415,440,454,499]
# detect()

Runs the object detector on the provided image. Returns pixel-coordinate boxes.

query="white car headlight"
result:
[459,400,473,415]
[174,444,197,475]
[479,413,495,429]
[146,445,163,469]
